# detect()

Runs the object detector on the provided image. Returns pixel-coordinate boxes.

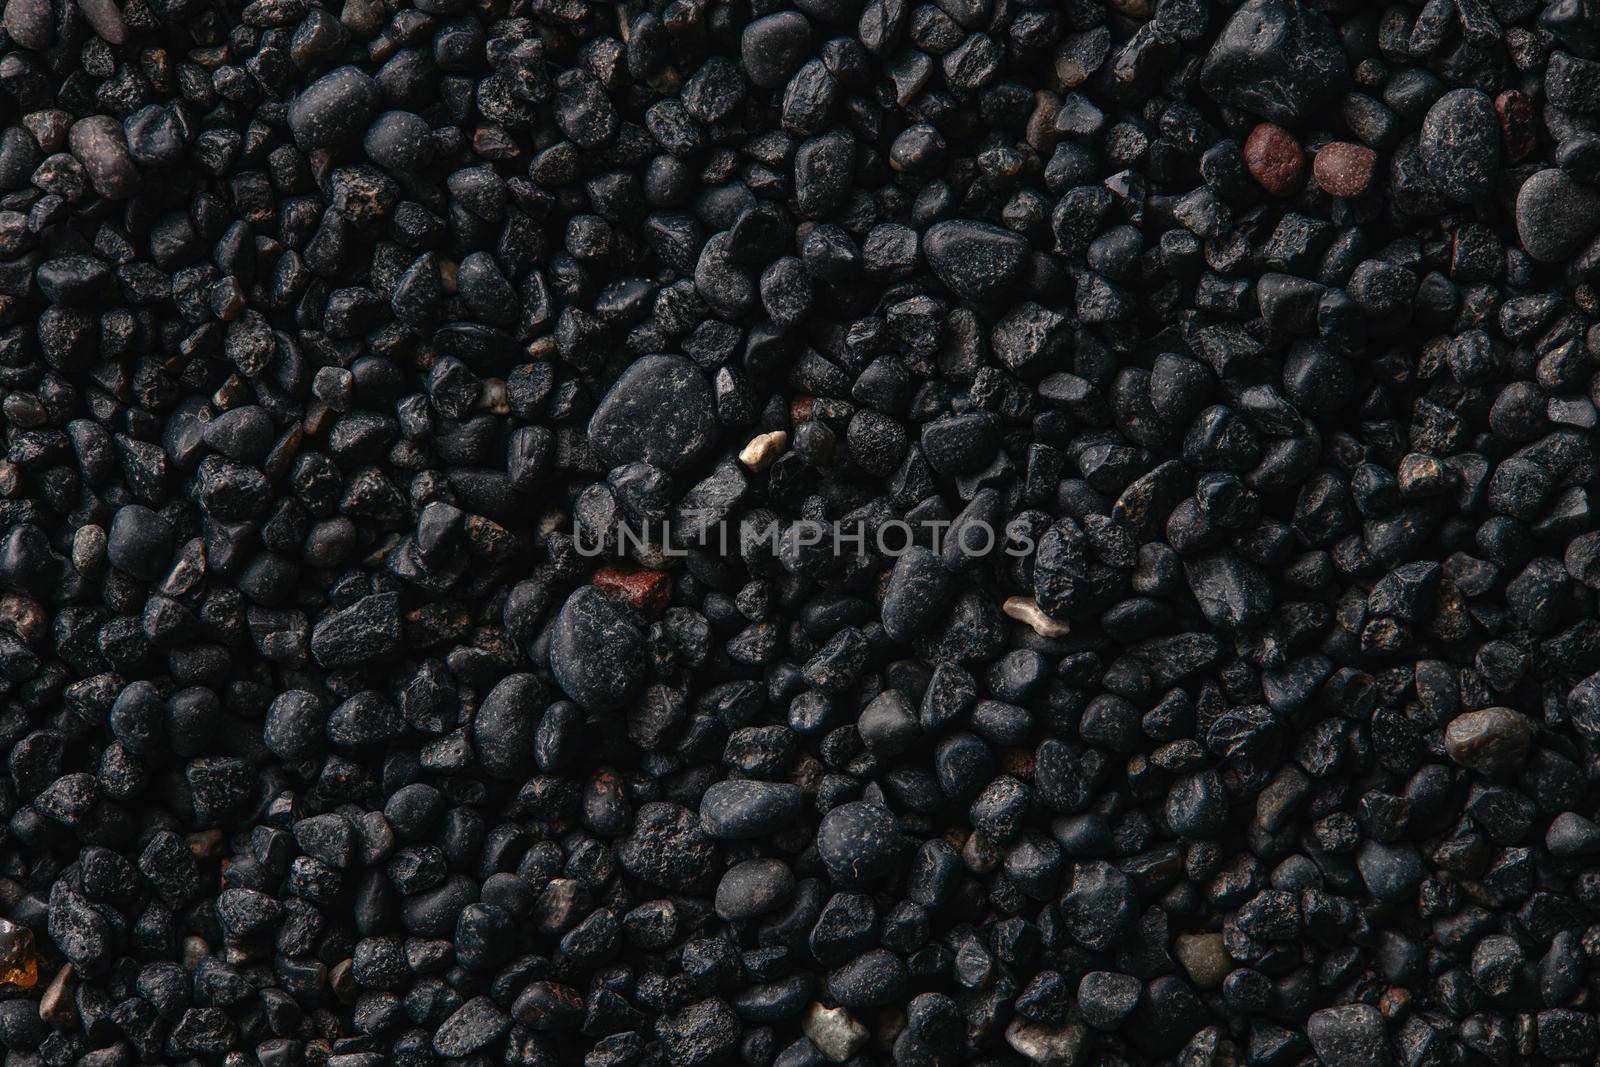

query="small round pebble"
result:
[1243,123,1307,196]
[713,859,794,921]
[816,802,903,886]
[1312,142,1377,198]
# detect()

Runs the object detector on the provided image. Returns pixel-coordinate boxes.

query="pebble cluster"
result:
[4,0,1600,1063]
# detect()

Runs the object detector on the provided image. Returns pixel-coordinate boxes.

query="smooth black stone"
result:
[288,66,381,153]
[472,673,545,780]
[1199,0,1348,123]
[881,547,956,642]
[698,780,803,839]
[816,801,903,886]
[588,355,718,475]
[922,220,1029,301]
[549,587,644,712]
[107,504,175,583]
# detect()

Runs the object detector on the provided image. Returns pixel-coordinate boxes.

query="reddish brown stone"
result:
[997,746,1035,779]
[472,125,521,160]
[592,564,672,619]
[1243,123,1306,197]
[789,394,814,424]
[1313,141,1378,198]
[0,593,46,645]
[1495,89,1535,163]
[187,829,225,859]
[1379,987,1412,1022]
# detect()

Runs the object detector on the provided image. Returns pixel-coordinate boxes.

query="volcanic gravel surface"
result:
[2,0,1600,1065]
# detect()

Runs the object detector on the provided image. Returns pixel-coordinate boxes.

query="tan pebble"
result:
[803,1003,868,1062]
[181,935,209,971]
[211,374,249,409]
[476,378,509,414]
[71,525,108,578]
[1174,932,1231,989]
[1002,596,1070,637]
[68,116,138,200]
[1444,707,1533,773]
[739,430,788,471]
[40,964,75,1028]
[1004,1017,1090,1065]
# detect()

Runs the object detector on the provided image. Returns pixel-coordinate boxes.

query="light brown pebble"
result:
[40,964,74,1028]
[1004,1018,1090,1065]
[181,935,209,970]
[1444,707,1534,773]
[803,1003,868,1062]
[1174,932,1231,988]
[1313,141,1378,198]
[476,378,509,415]
[70,525,107,577]
[739,430,788,471]
[1002,596,1070,637]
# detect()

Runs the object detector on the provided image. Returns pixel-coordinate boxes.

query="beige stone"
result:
[739,430,789,471]
[1004,1018,1089,1065]
[476,378,509,415]
[1174,932,1231,989]
[1002,596,1070,637]
[40,964,74,1028]
[1444,707,1533,773]
[804,1002,868,1062]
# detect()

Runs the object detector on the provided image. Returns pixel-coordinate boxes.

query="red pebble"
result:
[592,565,672,619]
[1313,142,1378,199]
[1243,123,1307,197]
[1495,90,1535,163]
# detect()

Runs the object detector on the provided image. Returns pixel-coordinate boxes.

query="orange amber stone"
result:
[0,918,38,988]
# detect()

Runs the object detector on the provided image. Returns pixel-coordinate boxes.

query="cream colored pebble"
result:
[739,430,789,471]
[1002,596,1070,638]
